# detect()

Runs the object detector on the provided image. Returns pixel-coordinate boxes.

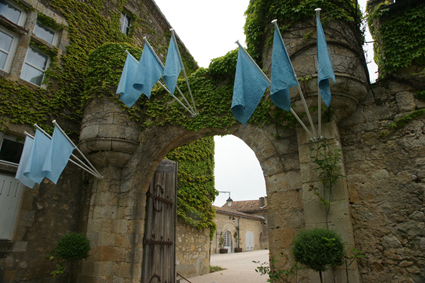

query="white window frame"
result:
[33,21,59,47]
[0,25,19,73]
[120,12,131,35]
[0,0,27,26]
[20,46,50,87]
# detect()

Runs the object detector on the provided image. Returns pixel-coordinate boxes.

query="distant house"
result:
[211,197,268,254]
[230,197,268,250]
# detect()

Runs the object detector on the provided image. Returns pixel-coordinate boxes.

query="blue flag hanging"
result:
[271,26,298,112]
[133,43,163,100]
[42,126,75,184]
[316,15,336,107]
[117,54,142,107]
[15,136,36,188]
[163,35,182,95]
[23,130,51,184]
[232,47,270,125]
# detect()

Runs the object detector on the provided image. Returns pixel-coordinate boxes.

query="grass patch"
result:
[210,266,225,273]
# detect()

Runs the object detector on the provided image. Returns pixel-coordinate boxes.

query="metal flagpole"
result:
[235,41,314,139]
[30,126,103,179]
[142,39,197,115]
[125,49,196,116]
[316,8,323,139]
[271,19,318,138]
[142,40,195,113]
[170,29,198,114]
[24,131,101,179]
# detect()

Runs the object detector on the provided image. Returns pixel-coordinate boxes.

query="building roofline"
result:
[214,206,265,221]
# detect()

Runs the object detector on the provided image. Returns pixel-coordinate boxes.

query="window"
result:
[0,26,18,72]
[34,22,57,46]
[0,135,24,164]
[0,0,26,26]
[20,47,49,86]
[120,13,131,35]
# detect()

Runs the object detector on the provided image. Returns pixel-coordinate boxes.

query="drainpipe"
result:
[238,217,241,249]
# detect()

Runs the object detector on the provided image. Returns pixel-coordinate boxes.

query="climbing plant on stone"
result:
[309,138,345,228]
[166,137,218,239]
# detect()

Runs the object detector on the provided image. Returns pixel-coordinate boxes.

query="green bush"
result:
[292,228,344,273]
[53,232,91,261]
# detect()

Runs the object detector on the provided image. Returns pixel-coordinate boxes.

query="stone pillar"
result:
[78,96,145,282]
[78,164,146,282]
[297,120,360,283]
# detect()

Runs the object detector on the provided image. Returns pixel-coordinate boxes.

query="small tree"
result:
[48,232,91,281]
[292,228,344,283]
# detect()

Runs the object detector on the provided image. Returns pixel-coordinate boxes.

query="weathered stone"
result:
[396,92,416,112]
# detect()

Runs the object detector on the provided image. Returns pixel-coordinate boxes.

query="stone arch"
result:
[79,102,311,280]
[223,230,233,253]
[79,12,367,279]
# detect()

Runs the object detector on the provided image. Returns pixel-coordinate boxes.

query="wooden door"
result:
[0,174,24,240]
[142,160,178,283]
[245,231,254,251]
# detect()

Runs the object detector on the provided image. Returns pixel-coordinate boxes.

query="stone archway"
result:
[78,96,359,282]
[78,10,366,280]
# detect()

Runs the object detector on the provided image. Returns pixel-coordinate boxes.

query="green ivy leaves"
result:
[368,4,425,76]
[166,137,218,239]
[244,0,362,62]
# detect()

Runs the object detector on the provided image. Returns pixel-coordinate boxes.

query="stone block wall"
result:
[340,79,425,282]
[0,162,87,282]
[176,218,210,278]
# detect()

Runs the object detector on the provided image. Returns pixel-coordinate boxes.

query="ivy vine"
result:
[367,3,425,79]
[166,137,218,239]
[244,0,362,62]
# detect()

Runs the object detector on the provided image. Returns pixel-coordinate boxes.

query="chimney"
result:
[259,197,265,208]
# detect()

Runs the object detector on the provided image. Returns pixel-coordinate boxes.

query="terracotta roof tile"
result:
[222,199,267,212]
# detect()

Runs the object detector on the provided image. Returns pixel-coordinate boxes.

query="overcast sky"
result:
[153,0,377,206]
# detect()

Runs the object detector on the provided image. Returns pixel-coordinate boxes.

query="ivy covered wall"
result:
[367,1,425,79]
[166,137,218,239]
[244,0,362,62]
[0,0,197,133]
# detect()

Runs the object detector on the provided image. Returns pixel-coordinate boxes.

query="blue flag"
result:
[133,43,163,99]
[15,136,36,188]
[117,54,142,107]
[232,47,270,125]
[271,26,298,112]
[42,126,75,184]
[163,36,182,95]
[23,130,51,184]
[317,15,336,107]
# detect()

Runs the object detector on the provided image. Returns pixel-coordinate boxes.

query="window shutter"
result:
[0,174,23,240]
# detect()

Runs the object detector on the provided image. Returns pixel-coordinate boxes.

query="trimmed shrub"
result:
[292,228,344,272]
[52,232,91,261]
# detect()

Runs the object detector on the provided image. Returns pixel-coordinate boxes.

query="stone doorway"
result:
[79,95,359,282]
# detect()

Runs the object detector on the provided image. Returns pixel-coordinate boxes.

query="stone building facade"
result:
[230,197,268,249]
[175,218,210,278]
[211,205,265,254]
[0,0,424,282]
